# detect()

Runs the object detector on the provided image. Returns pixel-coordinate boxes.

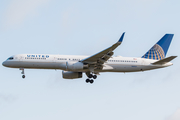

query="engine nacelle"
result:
[66,62,88,71]
[62,71,82,79]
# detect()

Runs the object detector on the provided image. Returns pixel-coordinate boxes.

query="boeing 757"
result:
[2,33,177,83]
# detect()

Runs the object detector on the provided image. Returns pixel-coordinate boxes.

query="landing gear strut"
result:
[20,68,25,79]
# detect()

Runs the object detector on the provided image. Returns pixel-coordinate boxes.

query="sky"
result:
[0,0,180,120]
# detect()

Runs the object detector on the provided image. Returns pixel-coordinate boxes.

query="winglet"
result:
[118,32,125,42]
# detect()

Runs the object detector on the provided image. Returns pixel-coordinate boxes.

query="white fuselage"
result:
[2,54,173,73]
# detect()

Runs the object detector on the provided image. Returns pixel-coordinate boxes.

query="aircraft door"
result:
[140,59,145,71]
[53,57,57,63]
[19,56,24,61]
[141,59,145,65]
[53,57,58,68]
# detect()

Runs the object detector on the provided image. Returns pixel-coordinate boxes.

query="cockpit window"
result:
[7,57,14,60]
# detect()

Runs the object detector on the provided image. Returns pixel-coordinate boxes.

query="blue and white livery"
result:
[2,33,177,83]
[142,34,173,60]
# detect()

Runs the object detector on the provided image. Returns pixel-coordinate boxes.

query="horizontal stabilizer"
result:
[152,56,177,65]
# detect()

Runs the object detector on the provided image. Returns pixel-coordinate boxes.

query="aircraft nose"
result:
[2,61,7,67]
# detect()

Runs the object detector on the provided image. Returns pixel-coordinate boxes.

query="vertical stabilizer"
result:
[142,34,174,60]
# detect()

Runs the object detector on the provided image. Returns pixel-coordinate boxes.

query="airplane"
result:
[2,33,177,84]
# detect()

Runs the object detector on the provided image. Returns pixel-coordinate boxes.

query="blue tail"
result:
[142,34,174,60]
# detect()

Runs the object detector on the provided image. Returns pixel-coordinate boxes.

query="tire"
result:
[88,74,93,78]
[93,75,97,79]
[22,75,25,79]
[90,80,94,84]
[86,79,89,83]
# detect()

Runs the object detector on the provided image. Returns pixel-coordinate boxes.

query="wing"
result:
[81,32,125,67]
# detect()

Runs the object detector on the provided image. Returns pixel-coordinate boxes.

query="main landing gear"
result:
[20,68,25,79]
[86,74,97,84]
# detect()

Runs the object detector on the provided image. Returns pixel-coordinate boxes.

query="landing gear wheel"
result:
[22,75,25,79]
[93,75,97,79]
[90,79,94,84]
[86,79,90,83]
[88,74,93,78]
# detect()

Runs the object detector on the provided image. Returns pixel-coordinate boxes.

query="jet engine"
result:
[62,71,82,79]
[66,62,88,71]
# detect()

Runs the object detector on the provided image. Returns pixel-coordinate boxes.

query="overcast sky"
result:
[0,0,180,120]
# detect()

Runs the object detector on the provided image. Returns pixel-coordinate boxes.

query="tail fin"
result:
[142,34,174,60]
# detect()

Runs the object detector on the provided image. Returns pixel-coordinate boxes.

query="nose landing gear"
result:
[20,68,25,79]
